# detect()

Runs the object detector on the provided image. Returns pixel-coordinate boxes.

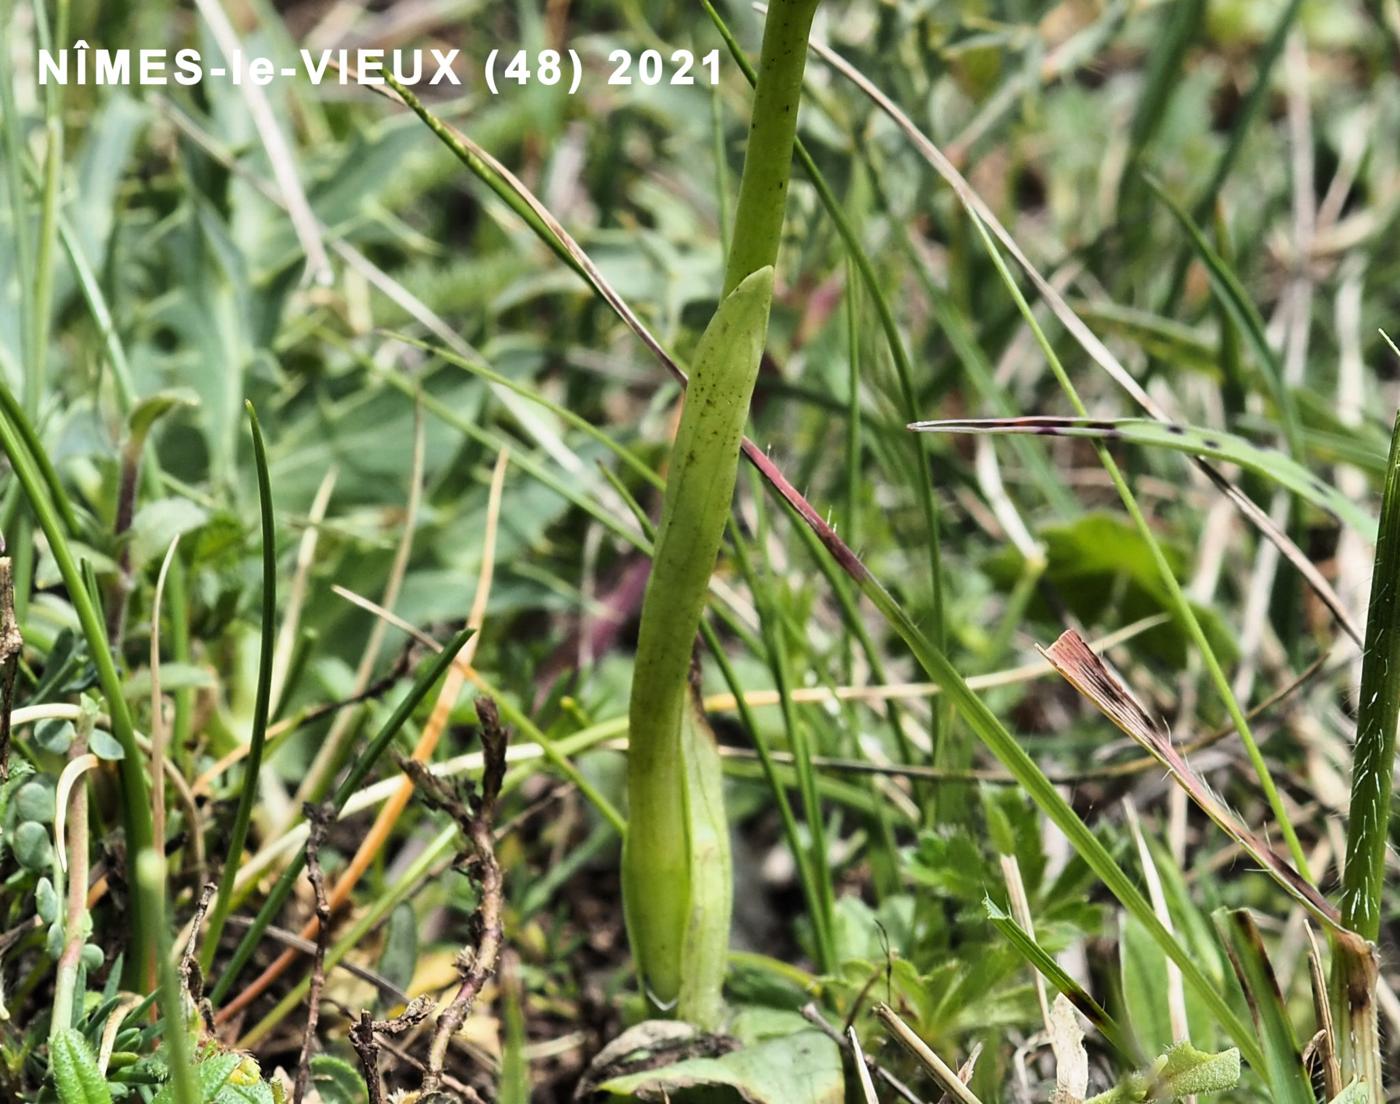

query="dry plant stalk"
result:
[396,696,509,1096]
[350,998,434,1104]
[0,555,22,778]
[293,805,333,1104]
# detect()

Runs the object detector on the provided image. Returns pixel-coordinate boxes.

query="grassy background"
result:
[1,0,1399,1100]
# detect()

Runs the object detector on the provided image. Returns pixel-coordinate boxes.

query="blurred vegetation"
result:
[1,0,1399,1100]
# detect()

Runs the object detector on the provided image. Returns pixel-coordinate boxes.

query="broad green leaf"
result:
[623,266,773,1022]
[49,1029,113,1104]
[309,1056,366,1104]
[128,499,208,570]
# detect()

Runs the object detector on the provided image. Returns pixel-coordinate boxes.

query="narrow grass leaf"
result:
[1216,909,1313,1104]
[912,417,1376,538]
[985,897,1134,1062]
[201,404,277,972]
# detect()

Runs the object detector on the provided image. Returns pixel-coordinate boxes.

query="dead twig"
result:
[350,998,434,1104]
[180,883,217,1031]
[399,697,509,1096]
[293,804,333,1104]
[0,556,23,779]
[801,1002,926,1104]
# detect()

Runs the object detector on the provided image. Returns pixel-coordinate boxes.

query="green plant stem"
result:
[0,384,155,986]
[201,404,278,972]
[138,851,199,1104]
[720,0,819,295]
[1339,408,1400,939]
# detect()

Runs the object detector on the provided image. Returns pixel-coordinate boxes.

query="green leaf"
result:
[49,1029,114,1104]
[128,499,208,571]
[14,819,54,871]
[309,1055,367,1104]
[1084,1043,1239,1103]
[90,729,126,761]
[36,876,60,923]
[1215,910,1312,1104]
[598,1029,843,1103]
[127,389,198,446]
[623,266,773,1022]
[1329,1081,1369,1104]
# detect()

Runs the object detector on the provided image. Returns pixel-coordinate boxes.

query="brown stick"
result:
[293,805,333,1104]
[0,557,23,779]
[350,998,434,1104]
[398,697,509,1096]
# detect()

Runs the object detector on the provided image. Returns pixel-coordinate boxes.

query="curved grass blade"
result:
[912,416,1376,538]
[1042,629,1342,931]
[200,403,278,972]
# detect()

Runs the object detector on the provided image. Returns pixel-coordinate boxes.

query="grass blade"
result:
[985,897,1134,1061]
[200,403,278,972]
[1216,909,1313,1104]
[912,416,1376,538]
[1339,407,1400,939]
[1042,629,1340,930]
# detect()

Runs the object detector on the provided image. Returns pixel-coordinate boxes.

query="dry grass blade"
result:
[847,1026,881,1104]
[875,1003,983,1104]
[1305,926,1342,1099]
[1041,629,1342,929]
